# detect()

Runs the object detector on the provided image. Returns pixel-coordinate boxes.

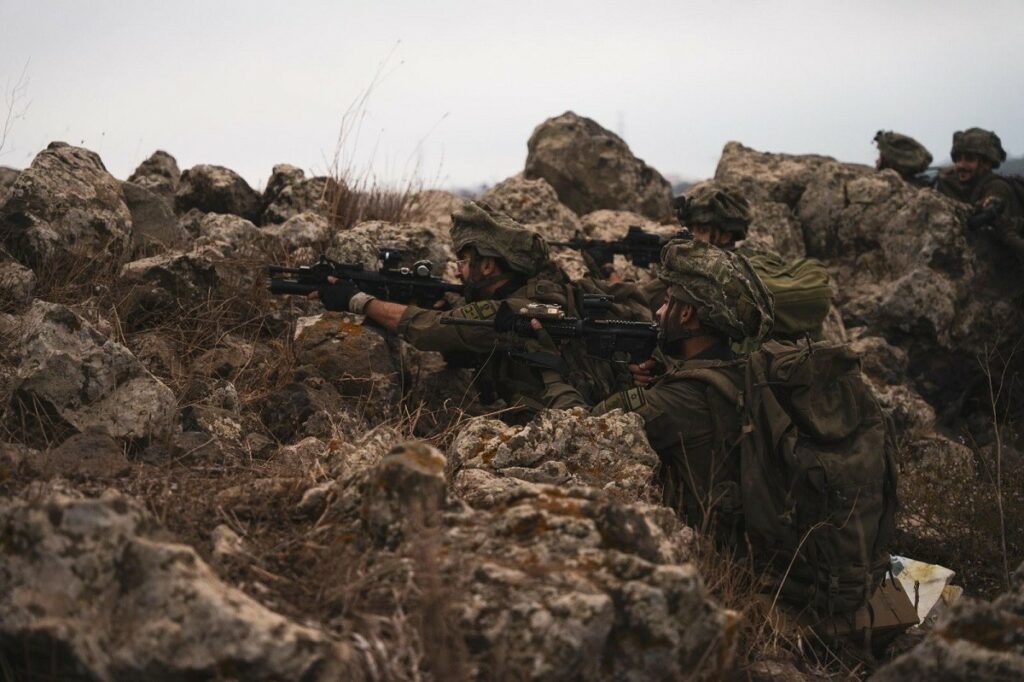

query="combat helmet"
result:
[874,131,933,176]
[951,128,1007,169]
[674,183,752,241]
[658,239,774,343]
[451,201,549,276]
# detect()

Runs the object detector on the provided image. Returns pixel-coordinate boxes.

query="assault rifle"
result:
[268,248,463,307]
[548,225,692,269]
[440,296,658,365]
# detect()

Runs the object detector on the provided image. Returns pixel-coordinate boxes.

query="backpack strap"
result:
[673,367,743,409]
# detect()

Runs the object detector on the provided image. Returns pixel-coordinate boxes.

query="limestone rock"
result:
[450,408,659,503]
[406,189,462,238]
[128,150,181,197]
[480,173,582,241]
[292,313,400,419]
[715,143,1024,420]
[263,176,332,224]
[0,491,353,680]
[175,164,262,222]
[261,210,329,255]
[324,422,731,679]
[122,180,189,252]
[195,213,266,258]
[871,559,1024,681]
[746,200,807,259]
[260,365,356,442]
[325,219,452,272]
[261,163,306,207]
[0,166,19,199]
[0,142,132,267]
[526,112,674,222]
[118,248,220,330]
[0,260,35,310]
[36,429,131,479]
[8,301,177,443]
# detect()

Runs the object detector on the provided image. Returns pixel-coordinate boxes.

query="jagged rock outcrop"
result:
[0,260,35,310]
[260,365,361,442]
[871,559,1024,681]
[0,166,19,198]
[325,219,452,271]
[122,180,189,252]
[322,412,734,679]
[128,150,181,197]
[292,313,401,421]
[406,189,462,238]
[715,142,1024,420]
[480,174,582,241]
[175,164,262,222]
[263,175,332,225]
[118,247,221,330]
[261,210,329,256]
[0,142,132,266]
[525,111,674,222]
[0,489,357,680]
[195,212,267,258]
[7,301,177,444]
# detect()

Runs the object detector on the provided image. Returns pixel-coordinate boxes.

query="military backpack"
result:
[679,340,899,616]
[738,248,832,340]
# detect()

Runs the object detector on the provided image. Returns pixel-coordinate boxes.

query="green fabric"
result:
[874,130,932,177]
[739,248,832,339]
[677,340,900,615]
[674,183,752,239]
[450,201,549,276]
[658,239,774,344]
[951,127,1007,168]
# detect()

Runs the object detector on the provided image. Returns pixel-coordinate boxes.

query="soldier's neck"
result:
[681,335,719,360]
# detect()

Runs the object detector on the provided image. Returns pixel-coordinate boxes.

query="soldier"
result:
[542,239,774,527]
[935,127,1024,262]
[647,182,831,343]
[312,201,650,423]
[873,130,933,187]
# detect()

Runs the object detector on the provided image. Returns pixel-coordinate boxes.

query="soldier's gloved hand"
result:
[315,280,360,312]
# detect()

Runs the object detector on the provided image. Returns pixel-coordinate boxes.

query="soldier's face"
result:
[954,153,990,184]
[690,224,732,247]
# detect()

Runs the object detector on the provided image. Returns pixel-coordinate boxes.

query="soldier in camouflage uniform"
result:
[543,239,774,527]
[313,201,650,423]
[934,127,1024,263]
[873,130,933,187]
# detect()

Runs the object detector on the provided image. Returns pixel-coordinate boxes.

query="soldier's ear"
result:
[678,303,698,325]
[478,256,500,276]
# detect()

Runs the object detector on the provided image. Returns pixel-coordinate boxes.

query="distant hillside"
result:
[1001,156,1024,175]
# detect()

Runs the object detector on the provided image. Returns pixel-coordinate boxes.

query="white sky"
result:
[1,0,1022,190]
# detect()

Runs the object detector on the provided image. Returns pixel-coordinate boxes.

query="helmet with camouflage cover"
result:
[451,201,549,276]
[658,239,774,343]
[674,183,752,240]
[951,128,1007,169]
[873,131,933,176]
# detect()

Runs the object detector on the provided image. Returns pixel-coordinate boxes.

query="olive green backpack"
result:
[680,340,899,616]
[738,248,832,340]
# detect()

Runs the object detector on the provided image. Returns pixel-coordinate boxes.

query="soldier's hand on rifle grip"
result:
[629,358,659,387]
[308,276,360,312]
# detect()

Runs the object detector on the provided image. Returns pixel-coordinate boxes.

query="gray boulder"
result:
[122,180,189,252]
[8,301,177,443]
[0,490,356,680]
[480,173,582,241]
[118,247,221,330]
[127,150,180,197]
[325,219,452,273]
[325,414,733,680]
[0,260,35,310]
[263,175,332,225]
[0,165,19,199]
[525,111,674,222]
[175,164,261,222]
[0,142,132,267]
[261,210,329,255]
[715,143,1024,420]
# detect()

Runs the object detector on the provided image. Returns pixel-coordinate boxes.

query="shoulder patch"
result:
[601,387,647,413]
[455,300,499,321]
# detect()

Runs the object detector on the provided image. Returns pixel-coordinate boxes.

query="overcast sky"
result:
[1,1,1022,191]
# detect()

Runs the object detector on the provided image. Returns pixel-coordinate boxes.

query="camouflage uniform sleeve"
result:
[397,299,505,354]
[591,377,713,453]
[980,179,1024,261]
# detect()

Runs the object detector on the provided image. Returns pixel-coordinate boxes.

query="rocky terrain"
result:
[1,110,1022,680]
